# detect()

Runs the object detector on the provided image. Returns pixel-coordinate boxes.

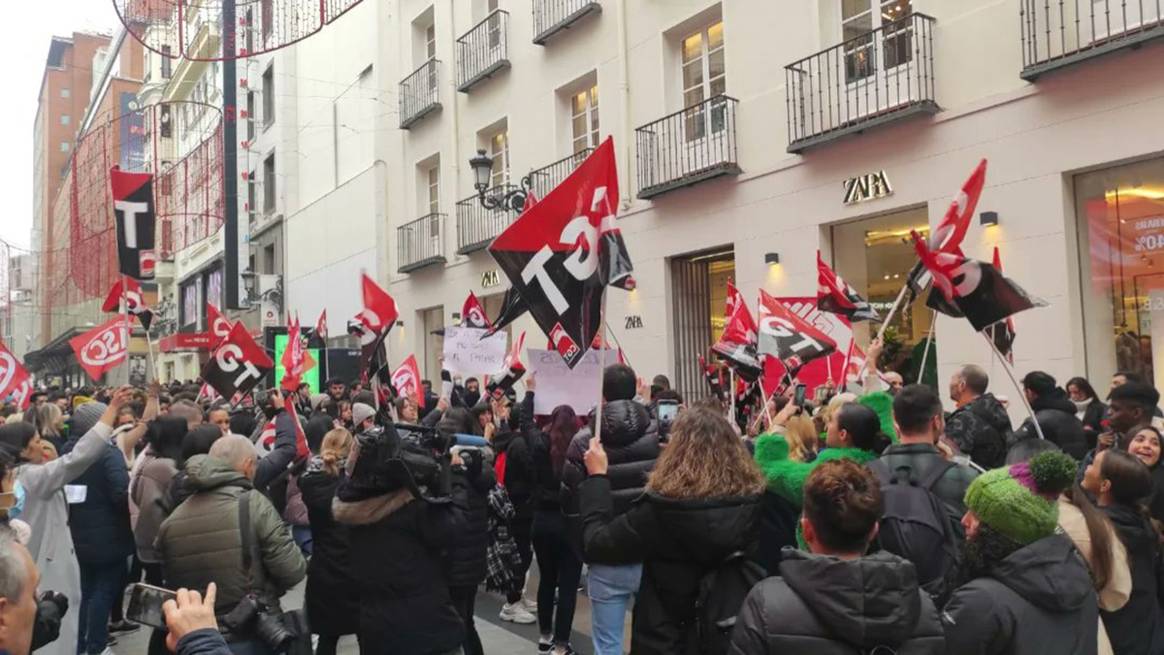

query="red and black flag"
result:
[110,166,158,280]
[461,292,492,329]
[200,322,274,399]
[391,355,424,410]
[488,331,527,399]
[698,354,725,402]
[910,231,1045,332]
[356,272,398,388]
[483,287,529,337]
[906,160,988,306]
[986,246,1016,362]
[757,290,838,372]
[712,284,761,379]
[817,251,879,322]
[488,137,632,368]
[101,277,154,331]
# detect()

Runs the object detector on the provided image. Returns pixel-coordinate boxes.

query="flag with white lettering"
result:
[206,302,233,348]
[200,322,274,399]
[910,231,1045,332]
[101,277,154,331]
[0,340,33,411]
[461,292,492,329]
[930,159,987,255]
[817,251,879,322]
[391,355,424,410]
[712,284,761,379]
[110,166,157,280]
[70,317,130,381]
[757,290,838,371]
[488,138,632,368]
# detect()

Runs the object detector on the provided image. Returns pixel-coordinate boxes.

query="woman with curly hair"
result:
[579,407,765,654]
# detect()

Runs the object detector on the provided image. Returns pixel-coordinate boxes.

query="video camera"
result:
[346,423,489,503]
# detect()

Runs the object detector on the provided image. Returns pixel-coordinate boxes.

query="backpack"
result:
[868,457,960,600]
[693,551,767,655]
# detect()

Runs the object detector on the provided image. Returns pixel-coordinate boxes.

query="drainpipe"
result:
[617,0,632,210]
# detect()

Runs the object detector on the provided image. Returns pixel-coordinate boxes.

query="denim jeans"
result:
[587,563,641,655]
[77,561,123,654]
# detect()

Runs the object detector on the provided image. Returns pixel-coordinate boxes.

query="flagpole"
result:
[852,283,909,387]
[983,332,1045,441]
[603,320,632,370]
[729,367,736,426]
[916,310,937,384]
[593,294,608,444]
[839,338,855,392]
[120,274,134,385]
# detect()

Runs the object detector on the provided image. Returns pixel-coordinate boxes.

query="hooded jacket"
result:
[941,534,1099,655]
[945,393,1011,469]
[1014,390,1089,460]
[579,475,760,654]
[562,399,660,519]
[728,549,945,654]
[332,484,470,655]
[1100,504,1164,655]
[156,455,307,612]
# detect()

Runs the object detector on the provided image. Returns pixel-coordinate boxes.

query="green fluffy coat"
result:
[753,433,877,509]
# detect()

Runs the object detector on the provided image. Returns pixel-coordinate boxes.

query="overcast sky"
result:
[1,1,119,250]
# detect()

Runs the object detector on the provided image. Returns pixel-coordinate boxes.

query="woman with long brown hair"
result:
[580,407,766,654]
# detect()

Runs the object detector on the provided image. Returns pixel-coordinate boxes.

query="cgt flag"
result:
[483,287,528,338]
[757,290,838,371]
[0,340,33,410]
[391,354,424,410]
[712,284,761,379]
[201,322,274,399]
[911,231,1046,332]
[488,331,527,398]
[315,309,328,342]
[817,251,879,322]
[462,292,492,329]
[110,167,157,280]
[488,137,633,368]
[70,317,130,381]
[101,278,154,331]
[359,272,399,335]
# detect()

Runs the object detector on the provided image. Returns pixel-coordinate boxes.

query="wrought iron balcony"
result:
[457,10,510,92]
[456,185,519,254]
[532,0,602,45]
[397,213,447,273]
[399,59,441,129]
[635,96,740,200]
[1020,0,1164,79]
[527,149,592,198]
[785,13,937,153]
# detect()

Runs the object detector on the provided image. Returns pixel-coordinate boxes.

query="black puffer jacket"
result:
[299,464,359,638]
[945,393,1010,469]
[562,399,659,518]
[729,549,945,654]
[941,534,1099,655]
[492,427,534,520]
[443,461,495,588]
[1013,391,1089,460]
[1101,504,1164,655]
[579,475,760,655]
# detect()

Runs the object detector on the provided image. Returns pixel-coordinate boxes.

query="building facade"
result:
[372,0,1164,418]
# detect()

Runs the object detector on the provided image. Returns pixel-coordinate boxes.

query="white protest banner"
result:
[529,348,618,414]
[442,326,508,376]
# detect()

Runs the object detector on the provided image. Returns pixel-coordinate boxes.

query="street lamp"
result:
[468,149,534,213]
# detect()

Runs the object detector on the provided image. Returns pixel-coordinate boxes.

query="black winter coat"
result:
[299,465,360,638]
[579,475,760,655]
[333,485,469,655]
[941,534,1099,655]
[1101,504,1164,655]
[493,427,534,521]
[729,549,945,654]
[1077,399,1106,450]
[62,440,134,565]
[755,490,799,574]
[562,399,659,518]
[443,464,495,588]
[945,393,1011,469]
[1014,391,1089,460]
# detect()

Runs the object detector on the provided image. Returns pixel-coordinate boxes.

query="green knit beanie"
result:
[963,451,1077,545]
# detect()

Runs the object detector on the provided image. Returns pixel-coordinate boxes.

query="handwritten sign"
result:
[443,326,508,376]
[528,348,618,414]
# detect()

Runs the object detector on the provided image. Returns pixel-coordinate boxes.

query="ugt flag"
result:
[201,322,274,399]
[757,290,838,372]
[489,137,633,368]
[817,251,879,322]
[110,166,157,280]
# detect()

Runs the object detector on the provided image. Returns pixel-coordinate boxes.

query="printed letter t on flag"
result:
[110,166,158,280]
[489,137,632,368]
[70,317,130,380]
[201,322,274,399]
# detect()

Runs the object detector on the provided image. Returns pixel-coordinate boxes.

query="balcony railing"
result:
[397,213,447,273]
[399,59,441,129]
[785,13,938,153]
[527,149,592,198]
[456,186,519,254]
[533,0,602,45]
[635,96,740,199]
[457,10,510,92]
[1020,0,1164,79]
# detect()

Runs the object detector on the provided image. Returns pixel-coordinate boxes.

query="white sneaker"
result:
[499,601,536,624]
[521,597,538,612]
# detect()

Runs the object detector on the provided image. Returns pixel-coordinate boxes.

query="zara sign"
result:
[842,170,893,205]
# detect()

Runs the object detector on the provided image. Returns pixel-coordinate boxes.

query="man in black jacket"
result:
[729,460,945,654]
[1012,371,1088,459]
[945,365,1010,469]
[562,363,660,655]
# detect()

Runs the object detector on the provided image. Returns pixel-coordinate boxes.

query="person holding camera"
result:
[156,435,307,655]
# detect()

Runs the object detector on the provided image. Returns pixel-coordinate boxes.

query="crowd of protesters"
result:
[3,352,1164,655]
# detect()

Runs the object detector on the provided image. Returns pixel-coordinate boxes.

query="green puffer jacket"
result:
[753,433,877,508]
[156,455,306,613]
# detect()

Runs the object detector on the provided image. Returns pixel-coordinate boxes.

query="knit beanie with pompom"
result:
[963,450,1077,545]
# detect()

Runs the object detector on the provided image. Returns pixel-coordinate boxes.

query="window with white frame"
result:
[426,23,436,59]
[262,66,275,127]
[571,85,599,154]
[681,20,726,140]
[489,130,508,188]
[427,165,440,214]
[842,0,912,83]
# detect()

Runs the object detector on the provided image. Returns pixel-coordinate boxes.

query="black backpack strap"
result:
[237,489,255,590]
[917,458,957,491]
